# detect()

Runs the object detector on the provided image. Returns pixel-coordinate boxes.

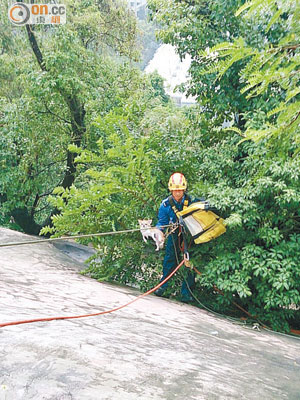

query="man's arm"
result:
[156,202,170,232]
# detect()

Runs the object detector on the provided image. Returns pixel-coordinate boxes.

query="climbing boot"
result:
[181,294,193,303]
[154,287,165,297]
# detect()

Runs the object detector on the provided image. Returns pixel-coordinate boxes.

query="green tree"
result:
[187,126,300,332]
[41,95,190,289]
[147,0,291,129]
[0,0,139,233]
[136,18,161,70]
[197,0,300,150]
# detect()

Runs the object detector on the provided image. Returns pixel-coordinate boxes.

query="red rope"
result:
[0,260,185,328]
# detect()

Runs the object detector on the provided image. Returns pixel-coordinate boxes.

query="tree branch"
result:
[287,111,300,128]
[38,101,72,124]
[25,25,47,71]
[22,13,86,191]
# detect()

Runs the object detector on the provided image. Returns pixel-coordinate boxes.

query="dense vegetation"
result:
[1,0,299,332]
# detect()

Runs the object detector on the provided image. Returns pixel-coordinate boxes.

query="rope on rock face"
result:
[0,259,185,329]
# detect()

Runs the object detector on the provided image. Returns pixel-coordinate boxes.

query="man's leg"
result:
[155,233,179,296]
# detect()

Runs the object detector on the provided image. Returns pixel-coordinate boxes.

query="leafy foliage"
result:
[41,100,190,289]
[188,0,300,149]
[0,0,139,232]
[189,133,300,332]
[148,0,259,125]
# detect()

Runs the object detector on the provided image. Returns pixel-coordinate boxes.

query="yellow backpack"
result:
[169,197,226,244]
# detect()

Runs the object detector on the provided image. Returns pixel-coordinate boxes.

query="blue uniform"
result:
[156,194,196,298]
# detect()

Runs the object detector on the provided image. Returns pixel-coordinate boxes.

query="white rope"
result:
[0,224,176,248]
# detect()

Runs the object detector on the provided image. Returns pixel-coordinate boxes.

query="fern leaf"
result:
[235,2,253,17]
[224,127,243,136]
[267,103,286,118]
[266,9,282,32]
[286,87,300,103]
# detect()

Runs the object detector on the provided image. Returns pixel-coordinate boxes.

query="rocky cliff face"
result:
[0,227,299,400]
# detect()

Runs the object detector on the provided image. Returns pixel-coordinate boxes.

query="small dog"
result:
[138,219,165,251]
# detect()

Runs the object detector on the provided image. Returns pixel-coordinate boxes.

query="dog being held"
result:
[138,219,165,251]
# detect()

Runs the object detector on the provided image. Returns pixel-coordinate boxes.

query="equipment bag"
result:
[169,197,226,244]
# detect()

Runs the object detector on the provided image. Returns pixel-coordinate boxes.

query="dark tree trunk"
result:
[11,207,42,235]
[61,97,86,189]
[9,18,87,234]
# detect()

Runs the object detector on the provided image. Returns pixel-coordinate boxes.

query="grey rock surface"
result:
[0,227,299,400]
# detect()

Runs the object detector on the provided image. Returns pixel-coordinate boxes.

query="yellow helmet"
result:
[168,172,187,191]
